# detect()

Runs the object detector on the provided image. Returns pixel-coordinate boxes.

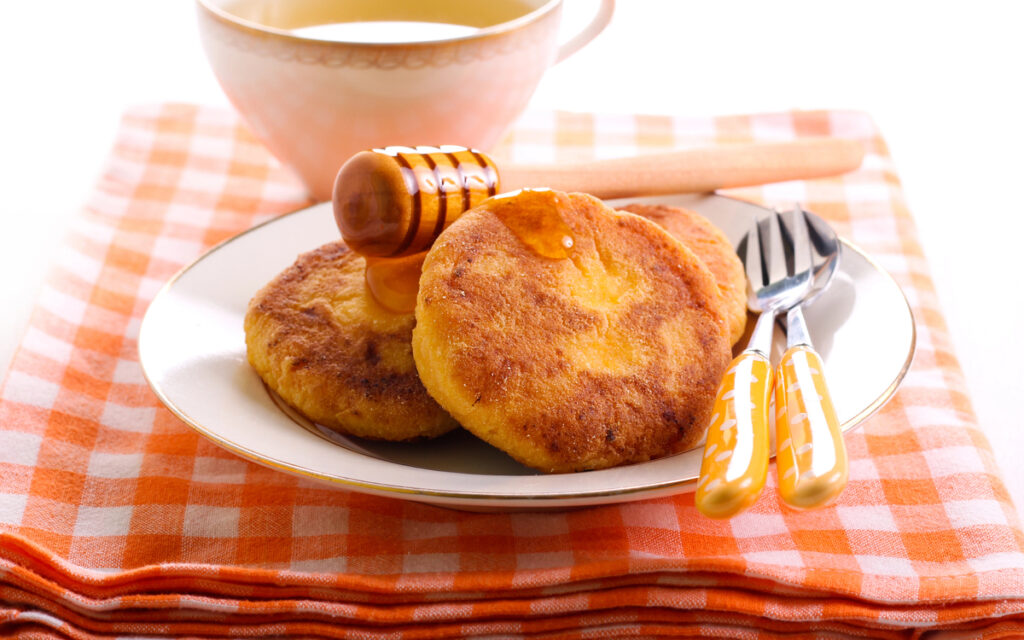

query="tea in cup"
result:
[196,0,614,201]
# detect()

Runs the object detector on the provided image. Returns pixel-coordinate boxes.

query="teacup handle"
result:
[556,0,615,63]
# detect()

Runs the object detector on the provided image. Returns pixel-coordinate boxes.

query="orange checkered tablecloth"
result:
[2,104,1023,638]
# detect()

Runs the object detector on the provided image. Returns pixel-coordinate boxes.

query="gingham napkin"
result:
[1,104,1023,638]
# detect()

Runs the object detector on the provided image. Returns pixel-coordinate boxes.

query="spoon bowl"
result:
[803,211,841,307]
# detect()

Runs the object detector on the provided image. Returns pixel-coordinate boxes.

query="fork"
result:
[695,210,814,518]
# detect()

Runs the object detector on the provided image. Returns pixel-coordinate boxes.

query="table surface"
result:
[3,1,1022,509]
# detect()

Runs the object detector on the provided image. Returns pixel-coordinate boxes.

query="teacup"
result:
[196,0,614,201]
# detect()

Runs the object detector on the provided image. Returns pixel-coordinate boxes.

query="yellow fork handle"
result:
[695,352,772,518]
[774,345,848,509]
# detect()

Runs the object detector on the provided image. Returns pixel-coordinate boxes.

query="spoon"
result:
[800,209,841,308]
[773,207,848,510]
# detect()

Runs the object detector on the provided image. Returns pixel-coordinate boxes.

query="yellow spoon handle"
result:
[695,352,773,518]
[774,345,848,509]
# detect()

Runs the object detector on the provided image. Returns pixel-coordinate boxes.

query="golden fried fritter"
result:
[245,241,458,441]
[619,203,748,346]
[412,190,732,473]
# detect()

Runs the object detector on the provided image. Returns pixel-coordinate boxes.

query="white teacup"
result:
[196,0,614,201]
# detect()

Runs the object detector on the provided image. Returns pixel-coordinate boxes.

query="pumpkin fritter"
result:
[412,191,732,473]
[244,241,458,441]
[619,203,748,346]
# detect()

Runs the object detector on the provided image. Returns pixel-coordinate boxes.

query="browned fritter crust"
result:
[619,203,748,346]
[244,241,458,441]
[412,191,732,473]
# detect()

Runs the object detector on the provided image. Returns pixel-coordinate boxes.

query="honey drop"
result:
[481,188,576,259]
[364,251,427,314]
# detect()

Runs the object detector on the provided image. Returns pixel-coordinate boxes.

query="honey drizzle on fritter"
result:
[481,188,576,259]
[362,189,576,312]
[363,251,427,314]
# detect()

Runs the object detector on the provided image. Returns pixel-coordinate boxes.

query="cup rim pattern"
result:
[196,0,562,68]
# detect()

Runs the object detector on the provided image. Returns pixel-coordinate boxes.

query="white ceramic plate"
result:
[139,194,915,510]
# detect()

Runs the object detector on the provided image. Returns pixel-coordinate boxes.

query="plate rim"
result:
[138,195,917,506]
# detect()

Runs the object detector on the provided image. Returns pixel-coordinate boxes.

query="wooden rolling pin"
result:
[333,139,864,258]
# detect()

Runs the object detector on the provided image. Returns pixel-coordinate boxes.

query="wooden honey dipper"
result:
[332,139,864,258]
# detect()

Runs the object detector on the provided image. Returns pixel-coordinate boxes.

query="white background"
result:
[2,1,1022,507]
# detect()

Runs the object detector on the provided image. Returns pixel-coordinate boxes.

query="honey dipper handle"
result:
[499,138,864,199]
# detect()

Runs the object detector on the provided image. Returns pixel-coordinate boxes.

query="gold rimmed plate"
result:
[138,194,915,510]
